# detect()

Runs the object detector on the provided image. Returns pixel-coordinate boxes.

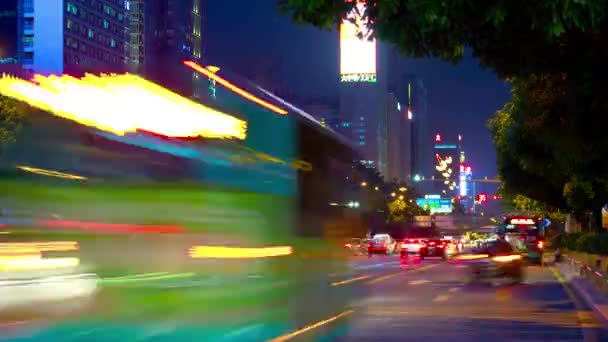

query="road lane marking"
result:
[433,294,449,302]
[448,287,461,293]
[366,308,599,328]
[331,275,371,286]
[366,264,438,285]
[268,310,354,342]
[408,279,430,285]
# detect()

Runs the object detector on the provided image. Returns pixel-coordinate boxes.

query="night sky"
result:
[204,1,510,179]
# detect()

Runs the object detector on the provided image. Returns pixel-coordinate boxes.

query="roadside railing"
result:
[562,253,608,297]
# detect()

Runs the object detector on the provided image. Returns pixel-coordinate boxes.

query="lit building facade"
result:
[338,1,391,173]
[384,92,411,182]
[14,0,130,75]
[433,133,460,196]
[0,0,18,65]
[133,0,204,98]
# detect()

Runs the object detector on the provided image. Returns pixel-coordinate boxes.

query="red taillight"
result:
[537,241,544,249]
[345,243,352,248]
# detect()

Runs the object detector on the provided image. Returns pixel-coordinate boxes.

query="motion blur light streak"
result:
[188,245,293,259]
[16,165,87,180]
[183,60,288,115]
[269,310,354,342]
[0,241,79,253]
[100,272,195,285]
[37,219,184,233]
[0,73,247,139]
[0,256,79,271]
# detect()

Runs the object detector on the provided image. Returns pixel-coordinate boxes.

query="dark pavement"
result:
[329,256,608,342]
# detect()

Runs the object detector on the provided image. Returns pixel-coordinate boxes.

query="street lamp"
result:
[361,181,367,187]
[399,187,407,192]
[374,186,379,191]
[399,195,404,200]
[391,192,396,197]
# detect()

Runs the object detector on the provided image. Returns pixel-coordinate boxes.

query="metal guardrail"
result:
[563,254,608,297]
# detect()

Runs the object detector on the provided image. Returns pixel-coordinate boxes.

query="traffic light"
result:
[456,195,462,201]
[492,194,499,200]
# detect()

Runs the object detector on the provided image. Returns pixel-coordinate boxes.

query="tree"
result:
[488,73,608,221]
[0,95,29,158]
[278,0,608,78]
[280,1,608,219]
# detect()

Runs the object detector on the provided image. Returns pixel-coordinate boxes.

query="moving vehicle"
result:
[419,239,447,260]
[368,234,397,256]
[344,238,368,256]
[466,238,525,284]
[0,70,360,340]
[400,238,423,256]
[498,215,545,264]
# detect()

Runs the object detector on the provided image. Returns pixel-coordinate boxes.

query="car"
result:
[419,239,447,260]
[344,238,367,256]
[368,234,397,256]
[466,239,524,284]
[400,238,424,257]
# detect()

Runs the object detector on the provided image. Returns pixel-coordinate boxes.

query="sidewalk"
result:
[553,255,608,323]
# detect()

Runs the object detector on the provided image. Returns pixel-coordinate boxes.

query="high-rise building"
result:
[13,0,130,75]
[433,133,460,196]
[0,1,19,65]
[384,92,411,182]
[129,0,204,97]
[402,74,429,179]
[338,1,391,172]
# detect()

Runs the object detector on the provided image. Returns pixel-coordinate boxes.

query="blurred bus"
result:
[0,71,359,341]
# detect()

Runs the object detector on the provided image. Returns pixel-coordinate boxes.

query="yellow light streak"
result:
[0,73,247,140]
[268,310,354,342]
[0,241,79,254]
[16,165,87,180]
[188,245,293,259]
[0,256,79,271]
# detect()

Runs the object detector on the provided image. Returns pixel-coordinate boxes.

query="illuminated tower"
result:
[433,134,459,196]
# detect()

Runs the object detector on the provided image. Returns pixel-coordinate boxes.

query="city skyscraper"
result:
[129,0,204,97]
[0,1,18,65]
[338,2,395,173]
[12,0,130,75]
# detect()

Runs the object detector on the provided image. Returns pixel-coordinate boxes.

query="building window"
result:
[67,19,74,29]
[103,19,109,29]
[88,28,94,38]
[67,2,78,15]
[110,39,116,48]
[118,13,123,21]
[359,142,365,146]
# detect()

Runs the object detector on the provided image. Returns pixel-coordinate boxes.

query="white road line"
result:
[408,279,431,286]
[448,287,461,293]
[433,295,450,303]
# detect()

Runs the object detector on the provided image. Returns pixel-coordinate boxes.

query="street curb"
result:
[552,262,608,325]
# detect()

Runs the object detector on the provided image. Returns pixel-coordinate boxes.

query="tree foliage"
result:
[280,0,608,216]
[0,95,29,157]
[279,0,608,78]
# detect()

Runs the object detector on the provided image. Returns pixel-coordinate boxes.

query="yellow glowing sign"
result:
[0,73,247,140]
[340,1,376,82]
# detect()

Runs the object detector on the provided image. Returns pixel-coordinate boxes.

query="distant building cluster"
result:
[0,0,205,98]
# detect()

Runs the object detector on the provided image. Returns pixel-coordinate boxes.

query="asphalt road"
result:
[326,255,608,342]
[2,254,608,341]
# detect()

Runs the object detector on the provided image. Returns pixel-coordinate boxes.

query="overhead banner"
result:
[339,1,376,83]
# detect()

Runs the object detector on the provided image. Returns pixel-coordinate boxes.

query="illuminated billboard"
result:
[339,1,376,83]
